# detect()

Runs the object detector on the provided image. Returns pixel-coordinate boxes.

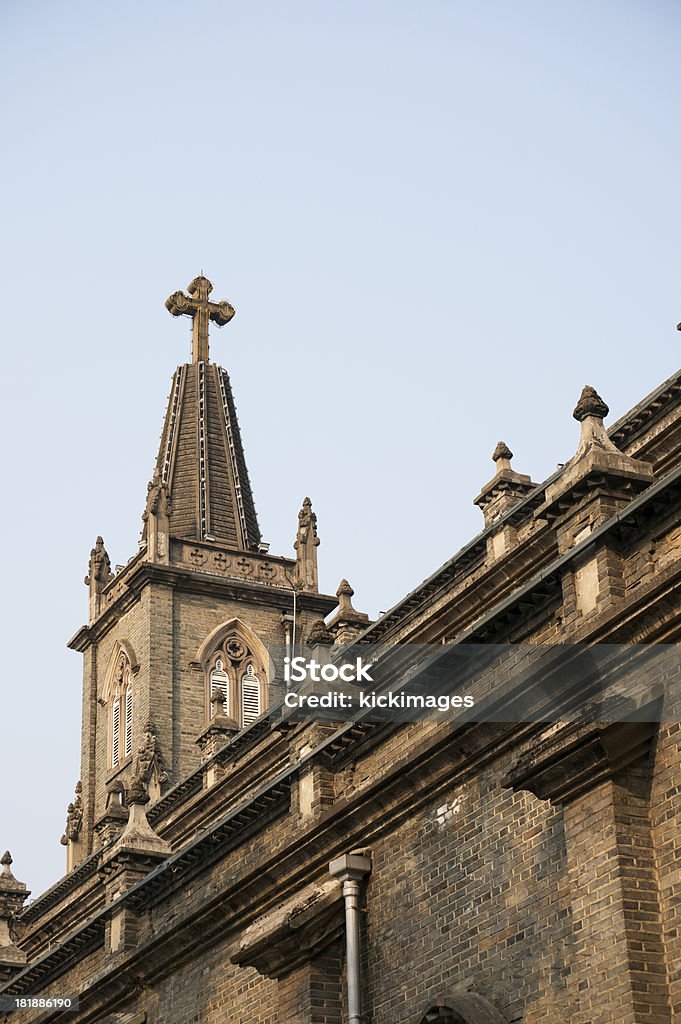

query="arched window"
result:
[210,658,230,717]
[417,994,507,1024]
[110,653,134,769]
[112,695,121,767]
[124,681,133,757]
[241,663,262,726]
[202,628,267,729]
[421,1010,465,1023]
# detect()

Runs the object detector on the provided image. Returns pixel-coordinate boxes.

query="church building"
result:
[1,276,680,1024]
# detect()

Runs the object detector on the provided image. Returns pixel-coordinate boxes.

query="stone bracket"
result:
[230,877,343,979]
[503,717,658,804]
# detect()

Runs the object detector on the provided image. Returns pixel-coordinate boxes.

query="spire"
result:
[149,276,262,549]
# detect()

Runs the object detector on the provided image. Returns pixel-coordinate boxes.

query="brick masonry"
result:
[2,367,681,1024]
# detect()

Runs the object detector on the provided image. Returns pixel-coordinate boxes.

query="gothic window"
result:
[110,653,134,769]
[210,658,230,717]
[241,663,262,726]
[204,631,266,729]
[124,682,133,757]
[112,696,120,767]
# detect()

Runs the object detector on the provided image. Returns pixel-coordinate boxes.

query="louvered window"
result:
[241,665,261,726]
[124,683,133,757]
[210,659,230,717]
[112,696,120,767]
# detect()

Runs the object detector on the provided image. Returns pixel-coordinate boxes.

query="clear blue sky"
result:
[1,0,679,897]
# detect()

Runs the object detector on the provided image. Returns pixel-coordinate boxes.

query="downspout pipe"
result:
[329,851,372,1024]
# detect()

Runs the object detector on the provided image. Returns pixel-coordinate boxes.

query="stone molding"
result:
[502,717,658,805]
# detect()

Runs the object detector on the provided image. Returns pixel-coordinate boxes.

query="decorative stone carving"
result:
[105,775,170,862]
[93,781,129,849]
[85,536,113,588]
[0,851,30,982]
[326,580,371,645]
[539,384,654,529]
[142,468,171,564]
[60,780,83,845]
[84,536,114,621]
[294,497,320,592]
[134,720,168,795]
[474,442,536,530]
[189,547,207,566]
[196,692,240,764]
[306,619,333,648]
[213,552,230,571]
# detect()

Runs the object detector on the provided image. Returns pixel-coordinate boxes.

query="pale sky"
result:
[1,0,680,897]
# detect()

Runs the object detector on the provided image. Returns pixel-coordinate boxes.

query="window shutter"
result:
[124,684,133,757]
[112,696,120,767]
[241,672,261,727]
[210,662,230,718]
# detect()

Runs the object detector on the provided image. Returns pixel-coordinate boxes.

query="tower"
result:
[66,276,337,866]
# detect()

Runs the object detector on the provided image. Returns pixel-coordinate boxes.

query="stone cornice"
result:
[503,718,658,804]
[69,561,337,650]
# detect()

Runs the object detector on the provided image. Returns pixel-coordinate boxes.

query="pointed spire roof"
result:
[148,276,262,550]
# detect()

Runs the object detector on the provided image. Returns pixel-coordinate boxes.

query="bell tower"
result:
[66,276,337,867]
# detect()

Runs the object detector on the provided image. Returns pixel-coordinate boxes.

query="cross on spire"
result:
[165,275,235,363]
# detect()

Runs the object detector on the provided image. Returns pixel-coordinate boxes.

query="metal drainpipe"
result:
[329,851,372,1024]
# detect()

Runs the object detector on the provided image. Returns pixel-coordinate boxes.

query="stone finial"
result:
[103,775,170,861]
[0,851,30,902]
[60,780,83,850]
[196,694,240,761]
[142,468,171,564]
[336,579,355,615]
[539,383,654,527]
[474,442,535,529]
[493,441,513,463]
[84,536,113,622]
[307,619,333,648]
[294,497,320,592]
[84,536,112,587]
[0,850,30,980]
[492,441,513,473]
[573,385,609,423]
[135,720,168,789]
[571,385,620,460]
[126,776,149,807]
[326,579,371,645]
[0,851,29,905]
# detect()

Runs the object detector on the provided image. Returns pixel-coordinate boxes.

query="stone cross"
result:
[166,275,235,363]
